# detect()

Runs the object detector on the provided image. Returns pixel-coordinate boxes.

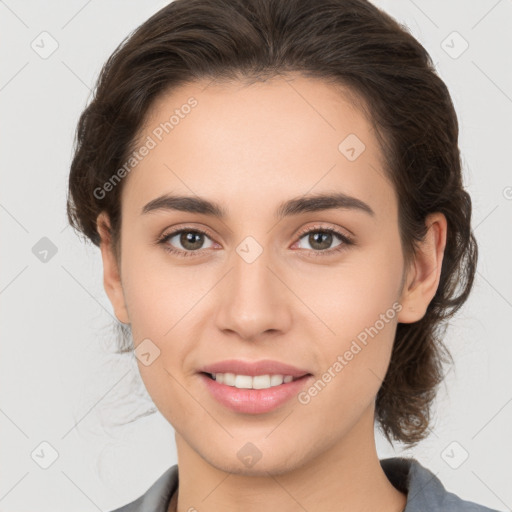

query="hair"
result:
[66,0,477,446]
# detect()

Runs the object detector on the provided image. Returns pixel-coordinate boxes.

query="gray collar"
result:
[110,457,499,512]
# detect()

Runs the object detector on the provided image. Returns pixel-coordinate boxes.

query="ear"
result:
[96,211,130,325]
[397,212,447,323]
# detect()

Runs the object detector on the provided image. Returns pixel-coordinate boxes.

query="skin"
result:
[97,74,447,512]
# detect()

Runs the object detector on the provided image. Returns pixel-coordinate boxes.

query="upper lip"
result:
[200,359,311,377]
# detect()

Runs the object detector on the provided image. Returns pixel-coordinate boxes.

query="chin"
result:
[201,442,309,477]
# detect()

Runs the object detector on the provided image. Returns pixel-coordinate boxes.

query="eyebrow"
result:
[141,192,375,219]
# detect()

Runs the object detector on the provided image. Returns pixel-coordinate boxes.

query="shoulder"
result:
[107,458,500,512]
[108,464,178,512]
[380,457,501,512]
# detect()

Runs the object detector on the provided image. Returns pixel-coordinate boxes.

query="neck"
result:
[172,404,406,512]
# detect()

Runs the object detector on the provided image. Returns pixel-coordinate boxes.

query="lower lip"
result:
[200,373,313,414]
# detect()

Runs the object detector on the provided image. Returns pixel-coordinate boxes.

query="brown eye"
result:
[158,228,215,256]
[177,231,207,250]
[302,231,338,251]
[294,227,353,256]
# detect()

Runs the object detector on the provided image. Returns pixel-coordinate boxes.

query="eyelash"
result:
[156,224,354,258]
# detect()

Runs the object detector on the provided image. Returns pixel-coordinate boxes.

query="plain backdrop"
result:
[1,1,511,511]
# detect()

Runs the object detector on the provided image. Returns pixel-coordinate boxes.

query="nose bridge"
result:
[215,237,290,339]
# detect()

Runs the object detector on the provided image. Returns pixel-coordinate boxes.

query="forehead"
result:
[121,74,396,222]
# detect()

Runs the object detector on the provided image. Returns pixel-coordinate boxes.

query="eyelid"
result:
[158,222,353,242]
[155,223,218,255]
[157,222,217,242]
[156,222,355,257]
[294,223,354,241]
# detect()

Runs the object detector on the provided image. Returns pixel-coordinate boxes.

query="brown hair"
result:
[66,0,477,446]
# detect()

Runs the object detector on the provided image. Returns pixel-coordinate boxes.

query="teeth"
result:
[211,372,294,389]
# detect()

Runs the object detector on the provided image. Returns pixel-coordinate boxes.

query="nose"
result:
[214,244,293,342]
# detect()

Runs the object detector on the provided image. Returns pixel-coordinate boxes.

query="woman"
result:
[66,0,500,510]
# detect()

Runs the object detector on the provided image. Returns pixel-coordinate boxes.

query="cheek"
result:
[296,239,403,341]
[296,241,403,403]
[119,243,212,411]
[121,251,199,421]
[119,237,199,336]
[121,224,403,351]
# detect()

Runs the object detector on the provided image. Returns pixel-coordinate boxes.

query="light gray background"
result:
[1,1,511,511]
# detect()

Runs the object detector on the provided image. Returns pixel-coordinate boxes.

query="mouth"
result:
[197,359,314,413]
[199,370,314,414]
[201,371,309,390]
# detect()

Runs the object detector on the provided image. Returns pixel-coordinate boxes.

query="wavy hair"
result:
[66,0,477,446]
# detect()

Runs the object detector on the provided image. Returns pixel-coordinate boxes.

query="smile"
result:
[208,372,297,389]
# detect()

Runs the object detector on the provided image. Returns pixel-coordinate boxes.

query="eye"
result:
[293,225,354,256]
[157,228,215,257]
[156,225,354,258]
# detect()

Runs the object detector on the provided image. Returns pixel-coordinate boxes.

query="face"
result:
[98,74,444,475]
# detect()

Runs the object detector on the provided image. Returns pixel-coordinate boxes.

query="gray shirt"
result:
[109,457,500,512]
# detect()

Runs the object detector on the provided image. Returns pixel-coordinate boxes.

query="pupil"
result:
[182,231,203,249]
[311,232,331,249]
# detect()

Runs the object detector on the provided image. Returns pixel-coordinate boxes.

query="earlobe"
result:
[96,212,130,325]
[397,212,447,324]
